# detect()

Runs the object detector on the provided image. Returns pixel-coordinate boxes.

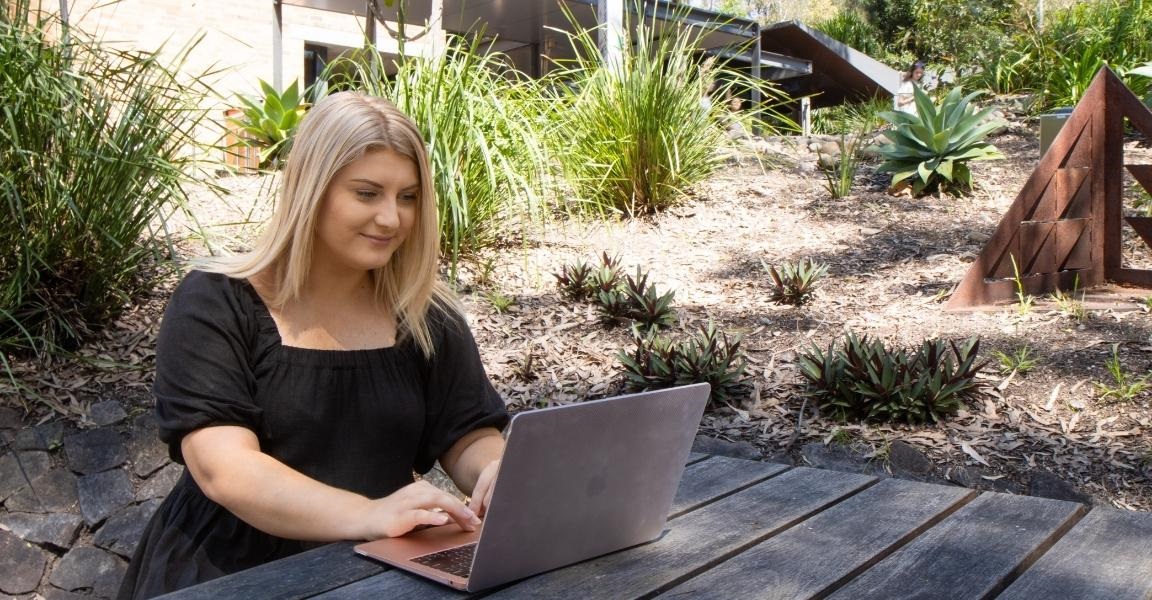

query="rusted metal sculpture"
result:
[947,67,1152,310]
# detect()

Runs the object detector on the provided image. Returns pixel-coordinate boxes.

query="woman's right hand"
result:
[360,480,482,539]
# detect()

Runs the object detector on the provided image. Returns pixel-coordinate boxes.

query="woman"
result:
[894,61,925,116]
[118,92,508,599]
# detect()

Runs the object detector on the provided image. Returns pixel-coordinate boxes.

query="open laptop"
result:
[354,383,710,592]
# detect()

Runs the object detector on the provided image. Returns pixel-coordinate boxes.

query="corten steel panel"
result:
[1056,219,1092,271]
[947,67,1152,309]
[1127,164,1152,196]
[1061,168,1093,219]
[1020,222,1057,274]
[1125,217,1152,254]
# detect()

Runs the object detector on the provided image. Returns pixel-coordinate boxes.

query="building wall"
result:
[46,0,443,145]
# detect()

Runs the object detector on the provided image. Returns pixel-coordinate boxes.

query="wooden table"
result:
[161,454,1152,599]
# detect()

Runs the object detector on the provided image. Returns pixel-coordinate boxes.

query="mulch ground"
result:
[4,114,1151,511]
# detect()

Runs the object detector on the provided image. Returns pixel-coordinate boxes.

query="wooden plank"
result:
[825,492,1085,600]
[670,456,789,517]
[998,507,1152,600]
[483,467,875,599]
[657,478,976,600]
[316,459,798,599]
[158,542,385,600]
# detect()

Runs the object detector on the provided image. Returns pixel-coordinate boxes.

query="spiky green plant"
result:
[621,268,677,329]
[764,258,829,306]
[875,86,1005,197]
[322,34,549,278]
[618,323,750,407]
[0,2,216,368]
[798,333,987,424]
[542,2,791,217]
[554,258,595,300]
[228,79,308,170]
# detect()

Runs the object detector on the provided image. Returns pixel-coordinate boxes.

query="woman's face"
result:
[311,148,420,277]
[912,67,924,81]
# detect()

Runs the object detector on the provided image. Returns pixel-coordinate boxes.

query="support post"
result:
[272,0,283,89]
[597,0,624,71]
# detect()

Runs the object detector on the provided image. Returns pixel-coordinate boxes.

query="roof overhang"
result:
[760,20,901,109]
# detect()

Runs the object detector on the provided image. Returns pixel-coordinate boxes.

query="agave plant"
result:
[875,86,1005,197]
[229,79,309,170]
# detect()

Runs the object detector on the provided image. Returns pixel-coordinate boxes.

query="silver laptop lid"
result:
[468,383,710,590]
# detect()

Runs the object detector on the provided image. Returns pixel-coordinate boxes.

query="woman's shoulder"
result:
[168,270,255,314]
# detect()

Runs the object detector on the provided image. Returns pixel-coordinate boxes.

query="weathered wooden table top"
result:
[160,454,1152,600]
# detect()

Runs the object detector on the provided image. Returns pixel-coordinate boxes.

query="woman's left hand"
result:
[469,459,500,518]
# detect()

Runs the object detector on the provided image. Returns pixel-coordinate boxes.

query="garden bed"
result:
[6,120,1152,511]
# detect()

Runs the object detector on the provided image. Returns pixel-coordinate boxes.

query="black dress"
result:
[118,271,509,599]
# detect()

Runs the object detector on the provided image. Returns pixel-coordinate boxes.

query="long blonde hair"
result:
[200,91,456,356]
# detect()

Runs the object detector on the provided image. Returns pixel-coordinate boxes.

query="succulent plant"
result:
[874,86,1005,196]
[764,258,828,306]
[798,333,987,424]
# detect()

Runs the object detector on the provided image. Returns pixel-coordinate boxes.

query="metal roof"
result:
[759,20,901,109]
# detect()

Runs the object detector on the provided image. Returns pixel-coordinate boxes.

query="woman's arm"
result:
[439,427,505,516]
[183,425,482,541]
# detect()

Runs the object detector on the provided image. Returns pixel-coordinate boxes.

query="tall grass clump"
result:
[323,37,549,277]
[543,3,790,217]
[960,0,1152,110]
[0,2,215,366]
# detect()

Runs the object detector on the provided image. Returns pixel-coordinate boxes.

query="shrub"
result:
[619,323,750,407]
[555,255,676,328]
[323,35,549,278]
[763,258,828,306]
[798,333,987,424]
[0,3,214,363]
[228,79,308,170]
[543,2,790,216]
[875,86,1004,196]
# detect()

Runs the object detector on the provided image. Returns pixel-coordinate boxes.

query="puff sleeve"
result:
[152,271,264,463]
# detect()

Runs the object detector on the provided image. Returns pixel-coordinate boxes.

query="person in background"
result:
[894,61,926,116]
[118,92,508,599]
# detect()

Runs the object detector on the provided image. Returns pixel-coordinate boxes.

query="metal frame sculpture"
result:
[947,67,1152,310]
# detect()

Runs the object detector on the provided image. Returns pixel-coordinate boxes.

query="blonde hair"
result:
[199,91,456,356]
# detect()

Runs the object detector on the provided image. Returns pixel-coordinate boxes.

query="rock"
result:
[692,435,762,460]
[128,415,167,478]
[0,406,22,430]
[87,401,127,428]
[816,153,840,170]
[77,470,134,527]
[136,463,182,501]
[816,140,841,157]
[947,465,984,488]
[64,428,127,475]
[0,529,50,595]
[1029,471,1092,505]
[800,442,879,475]
[94,499,162,558]
[0,451,52,502]
[14,422,65,452]
[48,546,126,598]
[4,469,79,513]
[41,588,93,600]
[888,441,935,478]
[1,512,83,548]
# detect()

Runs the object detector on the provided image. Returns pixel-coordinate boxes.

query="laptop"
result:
[354,383,710,591]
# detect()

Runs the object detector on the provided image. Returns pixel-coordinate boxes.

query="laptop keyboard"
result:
[412,543,477,578]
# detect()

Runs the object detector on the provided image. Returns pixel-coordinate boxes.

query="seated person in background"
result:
[118,92,508,600]
[894,61,926,116]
